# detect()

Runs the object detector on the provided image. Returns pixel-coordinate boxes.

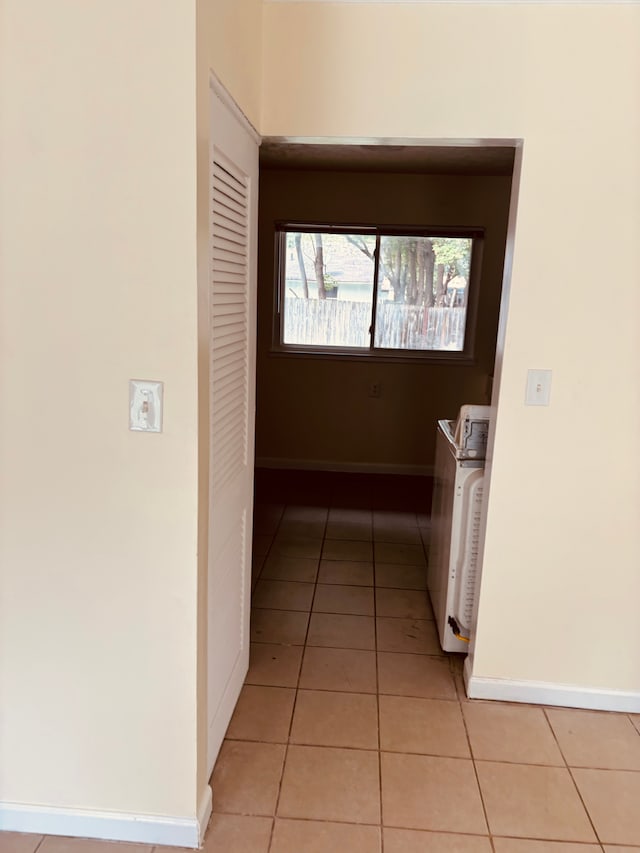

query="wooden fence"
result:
[283,299,467,351]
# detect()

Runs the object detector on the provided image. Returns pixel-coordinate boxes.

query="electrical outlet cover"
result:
[525,369,552,406]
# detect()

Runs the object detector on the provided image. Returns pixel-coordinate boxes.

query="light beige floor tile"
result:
[0,834,44,853]
[278,519,326,538]
[299,646,377,693]
[603,847,640,852]
[322,539,374,562]
[462,703,564,765]
[376,617,441,655]
[375,588,433,619]
[493,840,601,852]
[252,553,266,579]
[325,521,372,541]
[271,536,323,559]
[378,652,456,700]
[38,840,151,853]
[547,707,640,770]
[252,534,273,558]
[253,503,283,535]
[375,542,425,566]
[373,525,422,544]
[328,508,372,524]
[307,612,376,650]
[250,609,309,645]
[226,685,295,743]
[318,559,374,586]
[476,762,595,842]
[291,689,378,749]
[373,511,417,528]
[448,653,467,699]
[252,580,314,612]
[246,643,303,688]
[375,564,426,590]
[380,695,469,757]
[149,847,195,852]
[278,745,380,824]
[211,740,285,816]
[261,555,319,583]
[573,767,640,845]
[202,813,272,853]
[282,506,328,523]
[384,828,492,852]
[449,652,465,674]
[271,819,380,853]
[630,713,640,734]
[313,583,374,616]
[381,753,486,834]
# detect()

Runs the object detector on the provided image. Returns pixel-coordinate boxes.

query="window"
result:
[274,224,482,360]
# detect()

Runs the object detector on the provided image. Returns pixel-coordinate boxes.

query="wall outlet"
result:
[368,381,381,398]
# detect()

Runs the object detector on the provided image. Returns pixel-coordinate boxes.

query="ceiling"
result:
[260,140,516,176]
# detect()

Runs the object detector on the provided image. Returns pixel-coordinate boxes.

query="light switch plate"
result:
[129,380,163,432]
[525,369,552,406]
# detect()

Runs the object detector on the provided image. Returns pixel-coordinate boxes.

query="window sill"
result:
[269,346,476,367]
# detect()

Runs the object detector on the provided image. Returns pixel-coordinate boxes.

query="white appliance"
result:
[428,405,491,653]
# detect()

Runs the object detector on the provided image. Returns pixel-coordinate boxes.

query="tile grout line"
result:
[264,498,295,852]
[542,706,604,849]
[266,500,328,853]
[422,497,499,850]
[255,501,285,853]
[372,521,386,853]
[250,636,444,660]
[459,692,497,853]
[252,480,633,852]
[252,503,285,589]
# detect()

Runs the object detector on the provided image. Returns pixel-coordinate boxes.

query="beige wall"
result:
[262,4,640,693]
[257,168,511,468]
[200,0,263,129]
[2,0,638,837]
[0,0,200,820]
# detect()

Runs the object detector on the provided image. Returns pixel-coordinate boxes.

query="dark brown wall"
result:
[256,169,511,470]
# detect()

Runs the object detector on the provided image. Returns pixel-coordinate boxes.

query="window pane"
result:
[282,232,376,348]
[374,235,473,351]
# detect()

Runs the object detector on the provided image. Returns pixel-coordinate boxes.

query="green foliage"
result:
[323,272,338,291]
[284,230,472,306]
[432,237,472,280]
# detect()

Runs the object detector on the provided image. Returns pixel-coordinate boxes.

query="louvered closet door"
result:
[207,83,258,774]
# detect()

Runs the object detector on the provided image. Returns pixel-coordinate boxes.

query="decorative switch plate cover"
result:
[129,380,163,432]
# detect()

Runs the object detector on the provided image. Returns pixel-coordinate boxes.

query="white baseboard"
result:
[255,456,433,476]
[0,785,213,849]
[464,663,640,713]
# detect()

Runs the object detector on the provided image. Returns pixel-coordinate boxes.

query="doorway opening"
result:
[208,131,524,824]
[250,136,520,650]
[254,139,515,477]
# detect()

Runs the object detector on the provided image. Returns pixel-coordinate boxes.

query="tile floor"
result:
[210,471,640,852]
[4,472,640,853]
